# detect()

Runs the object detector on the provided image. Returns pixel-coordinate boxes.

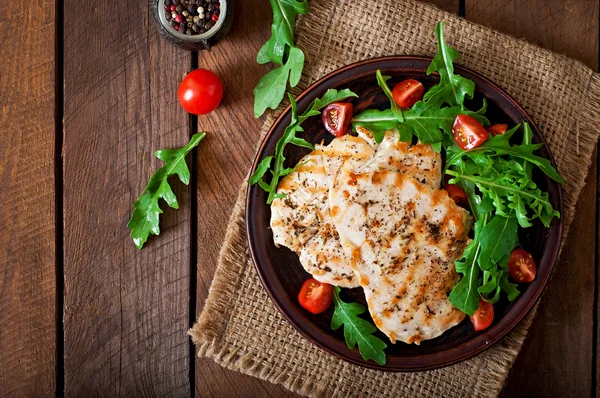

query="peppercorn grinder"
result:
[151,0,233,51]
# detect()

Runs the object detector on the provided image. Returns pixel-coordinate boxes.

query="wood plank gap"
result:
[189,51,199,398]
[54,0,65,394]
[595,8,599,395]
[594,13,599,395]
[595,146,600,398]
[458,0,465,17]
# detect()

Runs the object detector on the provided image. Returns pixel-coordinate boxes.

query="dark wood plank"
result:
[63,0,193,395]
[193,0,458,396]
[464,1,599,396]
[466,0,599,68]
[0,0,57,395]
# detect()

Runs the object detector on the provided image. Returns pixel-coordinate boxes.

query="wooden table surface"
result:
[1,0,598,396]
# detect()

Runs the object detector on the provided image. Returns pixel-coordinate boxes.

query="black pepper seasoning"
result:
[153,0,231,50]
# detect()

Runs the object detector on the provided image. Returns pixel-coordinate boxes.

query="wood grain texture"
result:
[193,0,298,395]
[193,0,458,395]
[0,0,57,396]
[464,1,599,396]
[466,0,599,69]
[63,0,193,395]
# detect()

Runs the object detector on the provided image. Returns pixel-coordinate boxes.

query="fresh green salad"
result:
[251,21,562,364]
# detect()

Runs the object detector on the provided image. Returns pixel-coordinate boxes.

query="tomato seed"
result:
[330,109,339,127]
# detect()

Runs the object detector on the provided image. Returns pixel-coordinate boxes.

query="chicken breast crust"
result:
[330,167,472,344]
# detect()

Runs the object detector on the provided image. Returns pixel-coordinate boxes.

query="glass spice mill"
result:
[151,0,233,51]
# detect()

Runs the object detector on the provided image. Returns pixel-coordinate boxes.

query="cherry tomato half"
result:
[508,248,537,283]
[444,184,468,208]
[487,124,508,136]
[392,79,425,109]
[453,114,488,150]
[178,69,223,115]
[298,278,333,314]
[322,102,353,137]
[470,299,494,331]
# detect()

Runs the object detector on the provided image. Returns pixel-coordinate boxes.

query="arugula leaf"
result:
[499,270,521,301]
[449,212,520,314]
[253,65,294,118]
[376,70,404,122]
[253,0,309,117]
[128,133,206,249]
[449,212,487,315]
[446,153,559,228]
[477,215,518,271]
[425,22,475,107]
[447,122,563,183]
[478,123,563,183]
[352,109,398,143]
[521,123,533,178]
[331,287,387,365]
[447,164,558,228]
[405,105,488,144]
[250,89,358,204]
[478,255,508,305]
[249,155,273,185]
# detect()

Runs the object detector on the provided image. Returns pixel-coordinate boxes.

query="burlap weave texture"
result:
[190,0,600,396]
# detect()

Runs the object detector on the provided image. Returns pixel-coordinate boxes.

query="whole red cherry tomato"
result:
[178,69,223,115]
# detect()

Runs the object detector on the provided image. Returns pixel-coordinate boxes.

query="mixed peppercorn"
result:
[164,0,221,35]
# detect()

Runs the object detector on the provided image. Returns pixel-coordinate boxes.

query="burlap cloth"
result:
[190,0,600,396]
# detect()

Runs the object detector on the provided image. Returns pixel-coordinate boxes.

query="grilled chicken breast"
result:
[330,167,472,344]
[270,128,442,287]
[270,135,374,286]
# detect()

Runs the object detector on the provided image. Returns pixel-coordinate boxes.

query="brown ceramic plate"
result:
[246,56,563,371]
